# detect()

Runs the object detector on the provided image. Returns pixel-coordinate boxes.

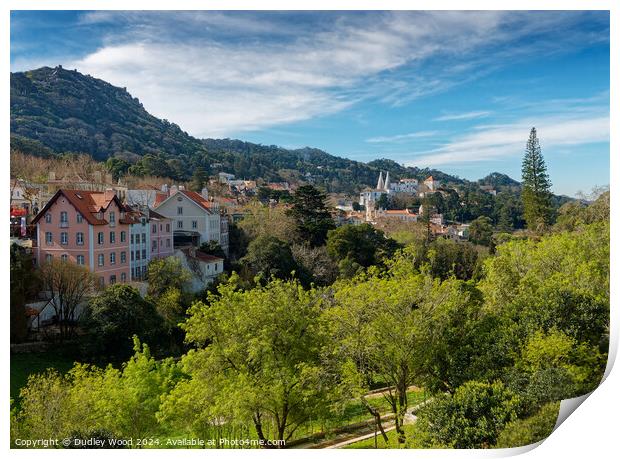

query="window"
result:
[98,254,104,266]
[136,250,140,260]
[45,254,53,262]
[141,234,146,244]
[45,213,52,224]
[152,224,157,234]
[131,251,135,261]
[110,275,116,285]
[142,266,147,275]
[76,232,84,245]
[60,232,68,245]
[131,234,135,244]
[177,206,183,215]
[152,240,157,251]
[110,252,116,265]
[98,232,104,244]
[60,211,68,226]
[142,249,146,260]
[120,231,126,243]
[121,251,126,263]
[120,272,126,282]
[61,254,68,262]
[109,211,116,225]
[110,231,116,244]
[77,255,85,265]
[45,232,53,245]
[77,213,83,223]
[160,224,163,231]
[166,223,170,232]
[192,220,198,229]
[166,239,170,248]
[177,221,183,229]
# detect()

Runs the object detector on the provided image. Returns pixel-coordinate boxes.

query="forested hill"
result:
[11,66,511,193]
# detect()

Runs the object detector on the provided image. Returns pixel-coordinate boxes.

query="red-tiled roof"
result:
[181,190,216,211]
[31,189,122,226]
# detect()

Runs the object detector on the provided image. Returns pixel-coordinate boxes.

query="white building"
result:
[360,171,419,208]
[175,248,225,293]
[154,188,222,250]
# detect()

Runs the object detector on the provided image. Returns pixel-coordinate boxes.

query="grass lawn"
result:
[10,351,76,402]
[291,388,428,443]
[344,424,417,449]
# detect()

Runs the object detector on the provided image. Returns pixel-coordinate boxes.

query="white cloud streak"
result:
[366,131,440,143]
[405,113,609,168]
[433,111,491,122]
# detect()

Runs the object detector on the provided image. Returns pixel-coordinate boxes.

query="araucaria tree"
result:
[521,128,553,232]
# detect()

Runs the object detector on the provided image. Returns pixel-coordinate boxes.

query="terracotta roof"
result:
[31,189,122,226]
[153,193,168,207]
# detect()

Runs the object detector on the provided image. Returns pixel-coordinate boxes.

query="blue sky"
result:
[10,11,609,196]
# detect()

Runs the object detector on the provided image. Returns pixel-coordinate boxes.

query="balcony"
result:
[60,221,69,228]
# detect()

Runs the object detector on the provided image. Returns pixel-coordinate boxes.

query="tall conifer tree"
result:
[521,127,553,232]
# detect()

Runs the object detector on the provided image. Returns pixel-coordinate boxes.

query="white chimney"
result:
[179,185,186,191]
[201,187,209,200]
[170,185,178,195]
[161,184,169,194]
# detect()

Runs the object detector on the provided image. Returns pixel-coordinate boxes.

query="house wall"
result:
[155,194,220,245]
[36,197,130,287]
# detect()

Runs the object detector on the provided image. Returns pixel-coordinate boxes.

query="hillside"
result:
[11,66,509,193]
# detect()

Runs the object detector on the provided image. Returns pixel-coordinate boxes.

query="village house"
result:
[31,189,132,287]
[153,187,226,253]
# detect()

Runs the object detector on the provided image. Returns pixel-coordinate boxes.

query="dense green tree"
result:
[326,224,401,276]
[82,285,164,360]
[239,235,301,283]
[146,256,192,298]
[411,381,519,448]
[426,238,482,281]
[199,240,226,259]
[495,402,560,448]
[287,185,335,246]
[173,276,330,445]
[189,167,208,192]
[104,157,130,181]
[469,216,494,246]
[521,128,553,232]
[374,193,390,210]
[10,244,38,343]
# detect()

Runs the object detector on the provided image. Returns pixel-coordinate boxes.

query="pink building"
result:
[147,209,174,260]
[31,189,131,287]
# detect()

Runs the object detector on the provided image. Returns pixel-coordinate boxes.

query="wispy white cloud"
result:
[433,111,491,122]
[406,112,609,168]
[18,11,607,137]
[366,131,440,143]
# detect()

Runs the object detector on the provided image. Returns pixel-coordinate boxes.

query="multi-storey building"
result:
[124,207,174,281]
[31,189,131,288]
[154,188,223,250]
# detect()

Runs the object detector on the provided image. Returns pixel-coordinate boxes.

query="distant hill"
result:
[478,172,521,189]
[10,66,513,193]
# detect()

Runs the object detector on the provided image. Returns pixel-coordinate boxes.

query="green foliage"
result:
[146,256,192,298]
[495,402,560,448]
[82,284,165,361]
[13,338,182,443]
[411,381,519,448]
[189,167,209,192]
[239,235,301,284]
[10,244,38,342]
[326,224,401,276]
[521,127,553,232]
[426,238,482,281]
[554,190,609,232]
[287,185,335,246]
[469,216,494,246]
[105,157,130,181]
[199,240,226,259]
[176,276,329,442]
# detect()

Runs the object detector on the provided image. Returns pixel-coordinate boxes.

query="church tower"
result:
[376,171,384,190]
[384,171,390,191]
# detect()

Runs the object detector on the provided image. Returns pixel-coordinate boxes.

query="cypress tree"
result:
[521,127,553,232]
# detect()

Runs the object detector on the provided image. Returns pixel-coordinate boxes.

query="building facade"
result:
[31,189,131,287]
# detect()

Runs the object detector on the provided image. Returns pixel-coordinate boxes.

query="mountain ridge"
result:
[11,66,519,193]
